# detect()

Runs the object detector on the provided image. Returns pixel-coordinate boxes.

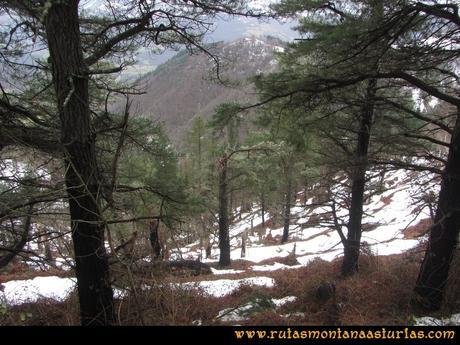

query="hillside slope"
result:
[130,36,284,145]
[175,168,437,266]
[2,167,460,325]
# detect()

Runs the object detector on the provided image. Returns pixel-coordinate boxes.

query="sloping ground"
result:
[175,168,437,267]
[2,168,459,325]
[2,251,459,325]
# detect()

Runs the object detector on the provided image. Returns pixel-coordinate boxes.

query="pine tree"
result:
[0,0,264,324]
[269,0,459,307]
[255,0,432,276]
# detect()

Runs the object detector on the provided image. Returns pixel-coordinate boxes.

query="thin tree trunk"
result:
[149,219,162,260]
[229,182,235,220]
[218,156,231,266]
[205,236,212,259]
[44,1,114,325]
[198,124,202,189]
[413,107,460,311]
[341,79,376,277]
[44,230,53,264]
[281,163,293,244]
[261,192,266,228]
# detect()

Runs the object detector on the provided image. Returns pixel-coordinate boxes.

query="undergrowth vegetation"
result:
[2,248,458,326]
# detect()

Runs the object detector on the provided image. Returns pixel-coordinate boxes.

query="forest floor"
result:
[1,245,459,326]
[1,168,459,325]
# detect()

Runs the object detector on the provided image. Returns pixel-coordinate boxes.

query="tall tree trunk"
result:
[229,180,234,221]
[281,163,293,244]
[197,124,202,189]
[218,156,231,266]
[44,1,114,325]
[341,79,376,277]
[149,219,162,260]
[261,192,266,229]
[413,107,460,311]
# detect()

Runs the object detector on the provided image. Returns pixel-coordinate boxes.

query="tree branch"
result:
[0,204,33,269]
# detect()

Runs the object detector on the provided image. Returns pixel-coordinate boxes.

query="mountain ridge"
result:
[130,35,285,146]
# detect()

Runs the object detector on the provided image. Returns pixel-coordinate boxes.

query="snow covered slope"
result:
[0,168,439,310]
[175,168,437,270]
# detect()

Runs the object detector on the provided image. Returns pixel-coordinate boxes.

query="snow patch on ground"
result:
[1,276,76,305]
[271,296,297,307]
[280,312,306,318]
[182,276,275,298]
[296,250,343,265]
[251,262,302,271]
[0,168,437,308]
[1,275,276,305]
[211,168,431,267]
[211,268,245,275]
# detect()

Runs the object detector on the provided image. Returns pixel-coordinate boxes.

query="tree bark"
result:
[44,230,53,264]
[341,79,376,277]
[413,107,460,311]
[44,1,114,325]
[149,219,162,260]
[261,192,266,228]
[218,156,231,267]
[205,237,212,259]
[241,232,246,258]
[281,163,293,244]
